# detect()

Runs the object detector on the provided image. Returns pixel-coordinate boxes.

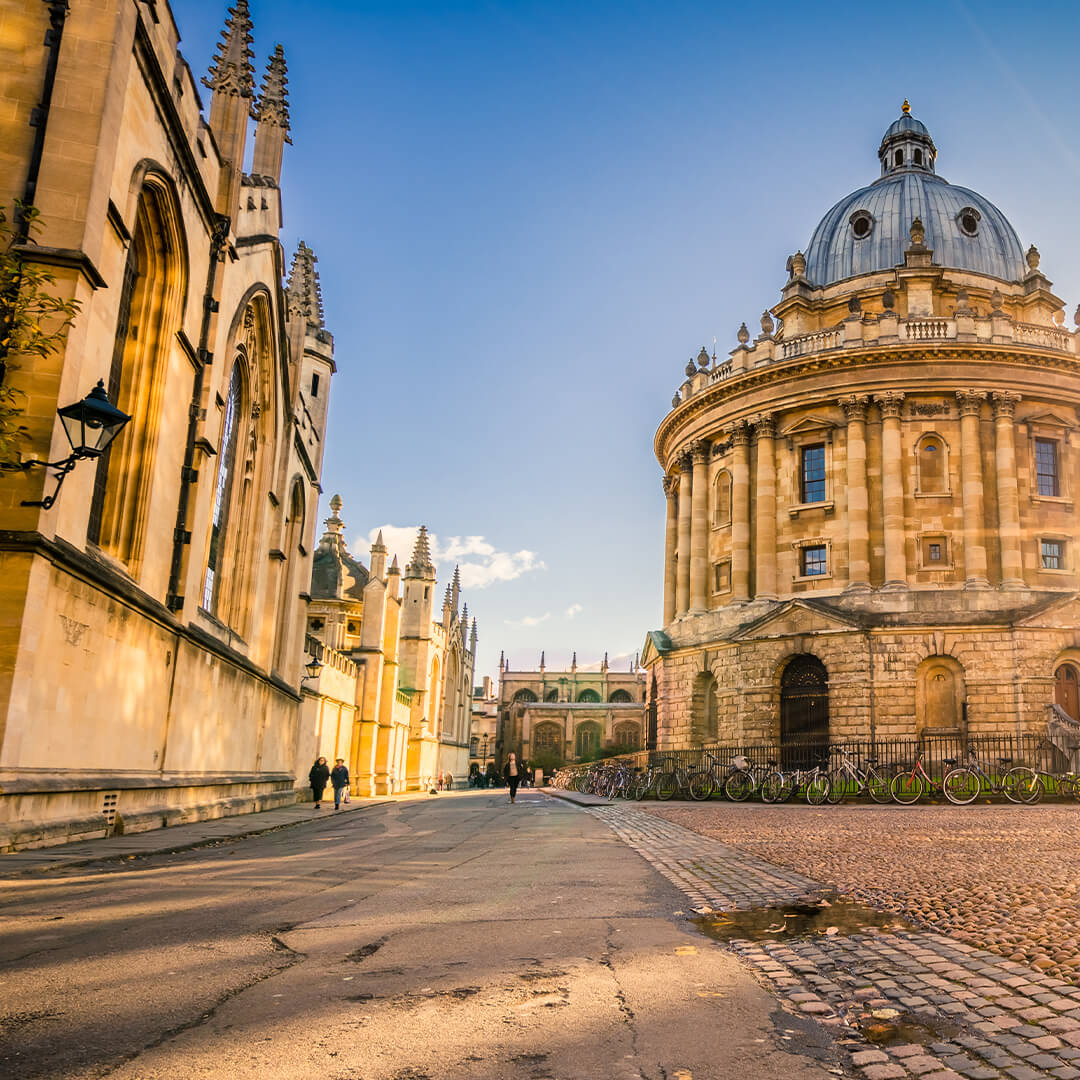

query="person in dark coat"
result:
[309,756,330,809]
[503,753,521,804]
[330,758,349,810]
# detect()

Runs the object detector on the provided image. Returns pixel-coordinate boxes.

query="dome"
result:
[802,107,1028,287]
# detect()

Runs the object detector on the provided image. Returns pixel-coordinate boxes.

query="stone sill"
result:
[0,771,294,796]
[788,500,834,518]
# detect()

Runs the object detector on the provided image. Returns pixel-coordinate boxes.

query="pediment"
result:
[1015,592,1080,629]
[1022,410,1075,430]
[731,599,859,641]
[781,415,838,439]
[641,629,671,667]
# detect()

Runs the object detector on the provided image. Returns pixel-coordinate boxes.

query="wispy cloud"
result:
[504,611,552,628]
[565,603,583,619]
[362,525,545,590]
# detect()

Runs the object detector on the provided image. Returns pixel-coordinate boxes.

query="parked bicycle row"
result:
[551,745,1080,805]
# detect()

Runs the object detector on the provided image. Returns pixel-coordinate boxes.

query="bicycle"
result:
[656,756,696,801]
[826,748,891,803]
[761,759,831,805]
[942,749,1040,805]
[682,750,730,801]
[723,754,771,802]
[890,748,944,804]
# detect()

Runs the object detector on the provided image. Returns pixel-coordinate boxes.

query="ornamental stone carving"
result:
[956,389,986,417]
[730,420,751,446]
[662,474,678,498]
[874,392,905,419]
[690,440,710,466]
[839,394,870,422]
[991,391,1021,419]
[751,414,776,440]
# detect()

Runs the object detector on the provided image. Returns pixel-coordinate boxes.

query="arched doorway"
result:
[780,655,829,764]
[1055,663,1080,721]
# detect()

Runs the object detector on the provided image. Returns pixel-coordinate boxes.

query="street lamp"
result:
[300,653,324,691]
[18,380,131,509]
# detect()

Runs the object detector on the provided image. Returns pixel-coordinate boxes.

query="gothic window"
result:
[544,688,559,702]
[574,722,601,758]
[272,478,307,672]
[512,688,538,704]
[713,470,731,526]
[576,688,600,703]
[800,444,826,503]
[203,362,243,613]
[1036,438,1060,496]
[614,722,641,749]
[609,689,632,703]
[533,723,562,752]
[916,434,948,494]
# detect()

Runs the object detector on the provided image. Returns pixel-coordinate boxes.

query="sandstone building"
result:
[0,1,334,847]
[304,501,477,793]
[468,675,498,776]
[496,653,647,765]
[643,106,1080,750]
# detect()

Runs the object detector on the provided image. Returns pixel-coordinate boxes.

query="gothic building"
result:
[0,1,334,848]
[643,105,1080,749]
[305,501,477,792]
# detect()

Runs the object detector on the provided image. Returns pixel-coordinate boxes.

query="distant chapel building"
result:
[0,1,334,848]
[643,105,1080,749]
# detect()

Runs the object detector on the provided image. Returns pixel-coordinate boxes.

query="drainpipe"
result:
[166,214,230,612]
[865,629,876,744]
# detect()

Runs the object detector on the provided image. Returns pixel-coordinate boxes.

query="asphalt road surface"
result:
[0,790,841,1080]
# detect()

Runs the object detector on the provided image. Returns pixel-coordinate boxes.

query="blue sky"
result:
[173,0,1080,680]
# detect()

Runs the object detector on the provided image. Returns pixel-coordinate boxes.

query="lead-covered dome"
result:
[802,105,1027,288]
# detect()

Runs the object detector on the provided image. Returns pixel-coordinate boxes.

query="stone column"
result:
[730,421,751,602]
[662,474,678,624]
[957,389,990,588]
[675,449,692,616]
[992,391,1023,587]
[753,415,778,600]
[876,392,907,589]
[840,395,871,591]
[689,440,710,612]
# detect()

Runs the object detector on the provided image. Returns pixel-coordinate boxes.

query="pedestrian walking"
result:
[444,773,453,791]
[309,756,330,809]
[330,758,350,810]
[503,753,521,804]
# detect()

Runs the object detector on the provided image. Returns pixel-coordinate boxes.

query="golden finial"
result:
[902,99,911,114]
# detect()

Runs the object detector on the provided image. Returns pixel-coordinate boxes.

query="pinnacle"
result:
[389,554,399,571]
[253,44,291,139]
[285,241,325,328]
[406,525,435,577]
[202,0,255,99]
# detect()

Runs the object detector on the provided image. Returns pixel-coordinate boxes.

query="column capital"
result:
[690,439,710,465]
[956,388,986,417]
[991,390,1022,419]
[874,391,906,420]
[730,420,751,447]
[677,447,694,470]
[839,394,871,423]
[662,474,678,498]
[751,413,776,440]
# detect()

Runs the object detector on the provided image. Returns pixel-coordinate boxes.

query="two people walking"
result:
[309,756,350,809]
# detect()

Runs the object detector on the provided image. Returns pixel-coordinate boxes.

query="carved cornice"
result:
[839,394,871,423]
[956,389,986,418]
[991,390,1022,419]
[751,413,776,440]
[874,392,906,420]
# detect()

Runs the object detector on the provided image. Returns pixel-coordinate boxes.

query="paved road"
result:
[0,791,838,1080]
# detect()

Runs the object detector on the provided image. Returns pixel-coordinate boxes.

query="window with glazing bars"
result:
[801,444,826,502]
[1042,540,1063,570]
[801,545,827,576]
[1036,438,1060,497]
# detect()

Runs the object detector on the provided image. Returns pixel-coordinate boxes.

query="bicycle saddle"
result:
[999,757,1013,765]
[943,757,957,766]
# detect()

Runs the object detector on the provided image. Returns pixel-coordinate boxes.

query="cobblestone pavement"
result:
[587,804,1080,1080]
[644,803,1080,983]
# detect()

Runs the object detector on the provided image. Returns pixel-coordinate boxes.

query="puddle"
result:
[693,900,908,943]
[856,1011,961,1046]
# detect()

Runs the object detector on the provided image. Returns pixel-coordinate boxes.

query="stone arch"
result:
[533,721,563,755]
[915,655,966,736]
[429,656,442,730]
[1053,652,1080,723]
[272,476,307,672]
[544,688,559,702]
[609,688,632,703]
[713,469,731,526]
[779,655,829,753]
[443,649,460,740]
[512,688,538,704]
[914,432,950,495]
[577,688,601,703]
[574,720,602,758]
[614,721,641,749]
[88,171,189,575]
[691,670,719,744]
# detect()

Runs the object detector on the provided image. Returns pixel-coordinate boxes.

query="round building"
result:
[643,105,1080,752]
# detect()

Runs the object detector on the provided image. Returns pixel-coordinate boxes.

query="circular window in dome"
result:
[957,207,981,237]
[849,210,874,240]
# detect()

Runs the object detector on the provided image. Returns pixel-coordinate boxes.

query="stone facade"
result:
[496,653,647,764]
[305,502,477,794]
[643,106,1080,750]
[468,675,498,775]
[0,1,334,848]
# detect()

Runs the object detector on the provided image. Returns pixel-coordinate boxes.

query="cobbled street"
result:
[582,800,1080,1080]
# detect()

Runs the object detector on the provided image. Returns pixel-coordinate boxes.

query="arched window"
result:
[713,470,731,526]
[544,688,559,702]
[1055,663,1080,723]
[533,722,562,753]
[614,722,641,750]
[574,721,602,758]
[272,478,307,672]
[430,656,442,731]
[512,688,538,704]
[88,177,187,572]
[609,689,632,703]
[915,433,949,495]
[470,736,479,756]
[894,150,904,167]
[203,362,243,613]
[576,688,601,703]
[691,671,718,744]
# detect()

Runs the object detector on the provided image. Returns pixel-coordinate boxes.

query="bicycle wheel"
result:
[724,770,753,802]
[655,772,679,801]
[806,773,830,805]
[826,770,853,804]
[760,770,787,804]
[943,767,980,805]
[867,767,892,804]
[1004,767,1041,804]
[890,771,925,805]
[687,771,714,801]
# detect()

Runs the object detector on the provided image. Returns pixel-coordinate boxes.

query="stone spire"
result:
[539,650,545,672]
[202,1,255,98]
[320,493,345,547]
[405,525,435,578]
[286,242,326,328]
[252,45,292,182]
[469,617,477,652]
[450,565,461,614]
[571,651,577,673]
[369,527,387,580]
[460,603,469,641]
[602,651,609,673]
